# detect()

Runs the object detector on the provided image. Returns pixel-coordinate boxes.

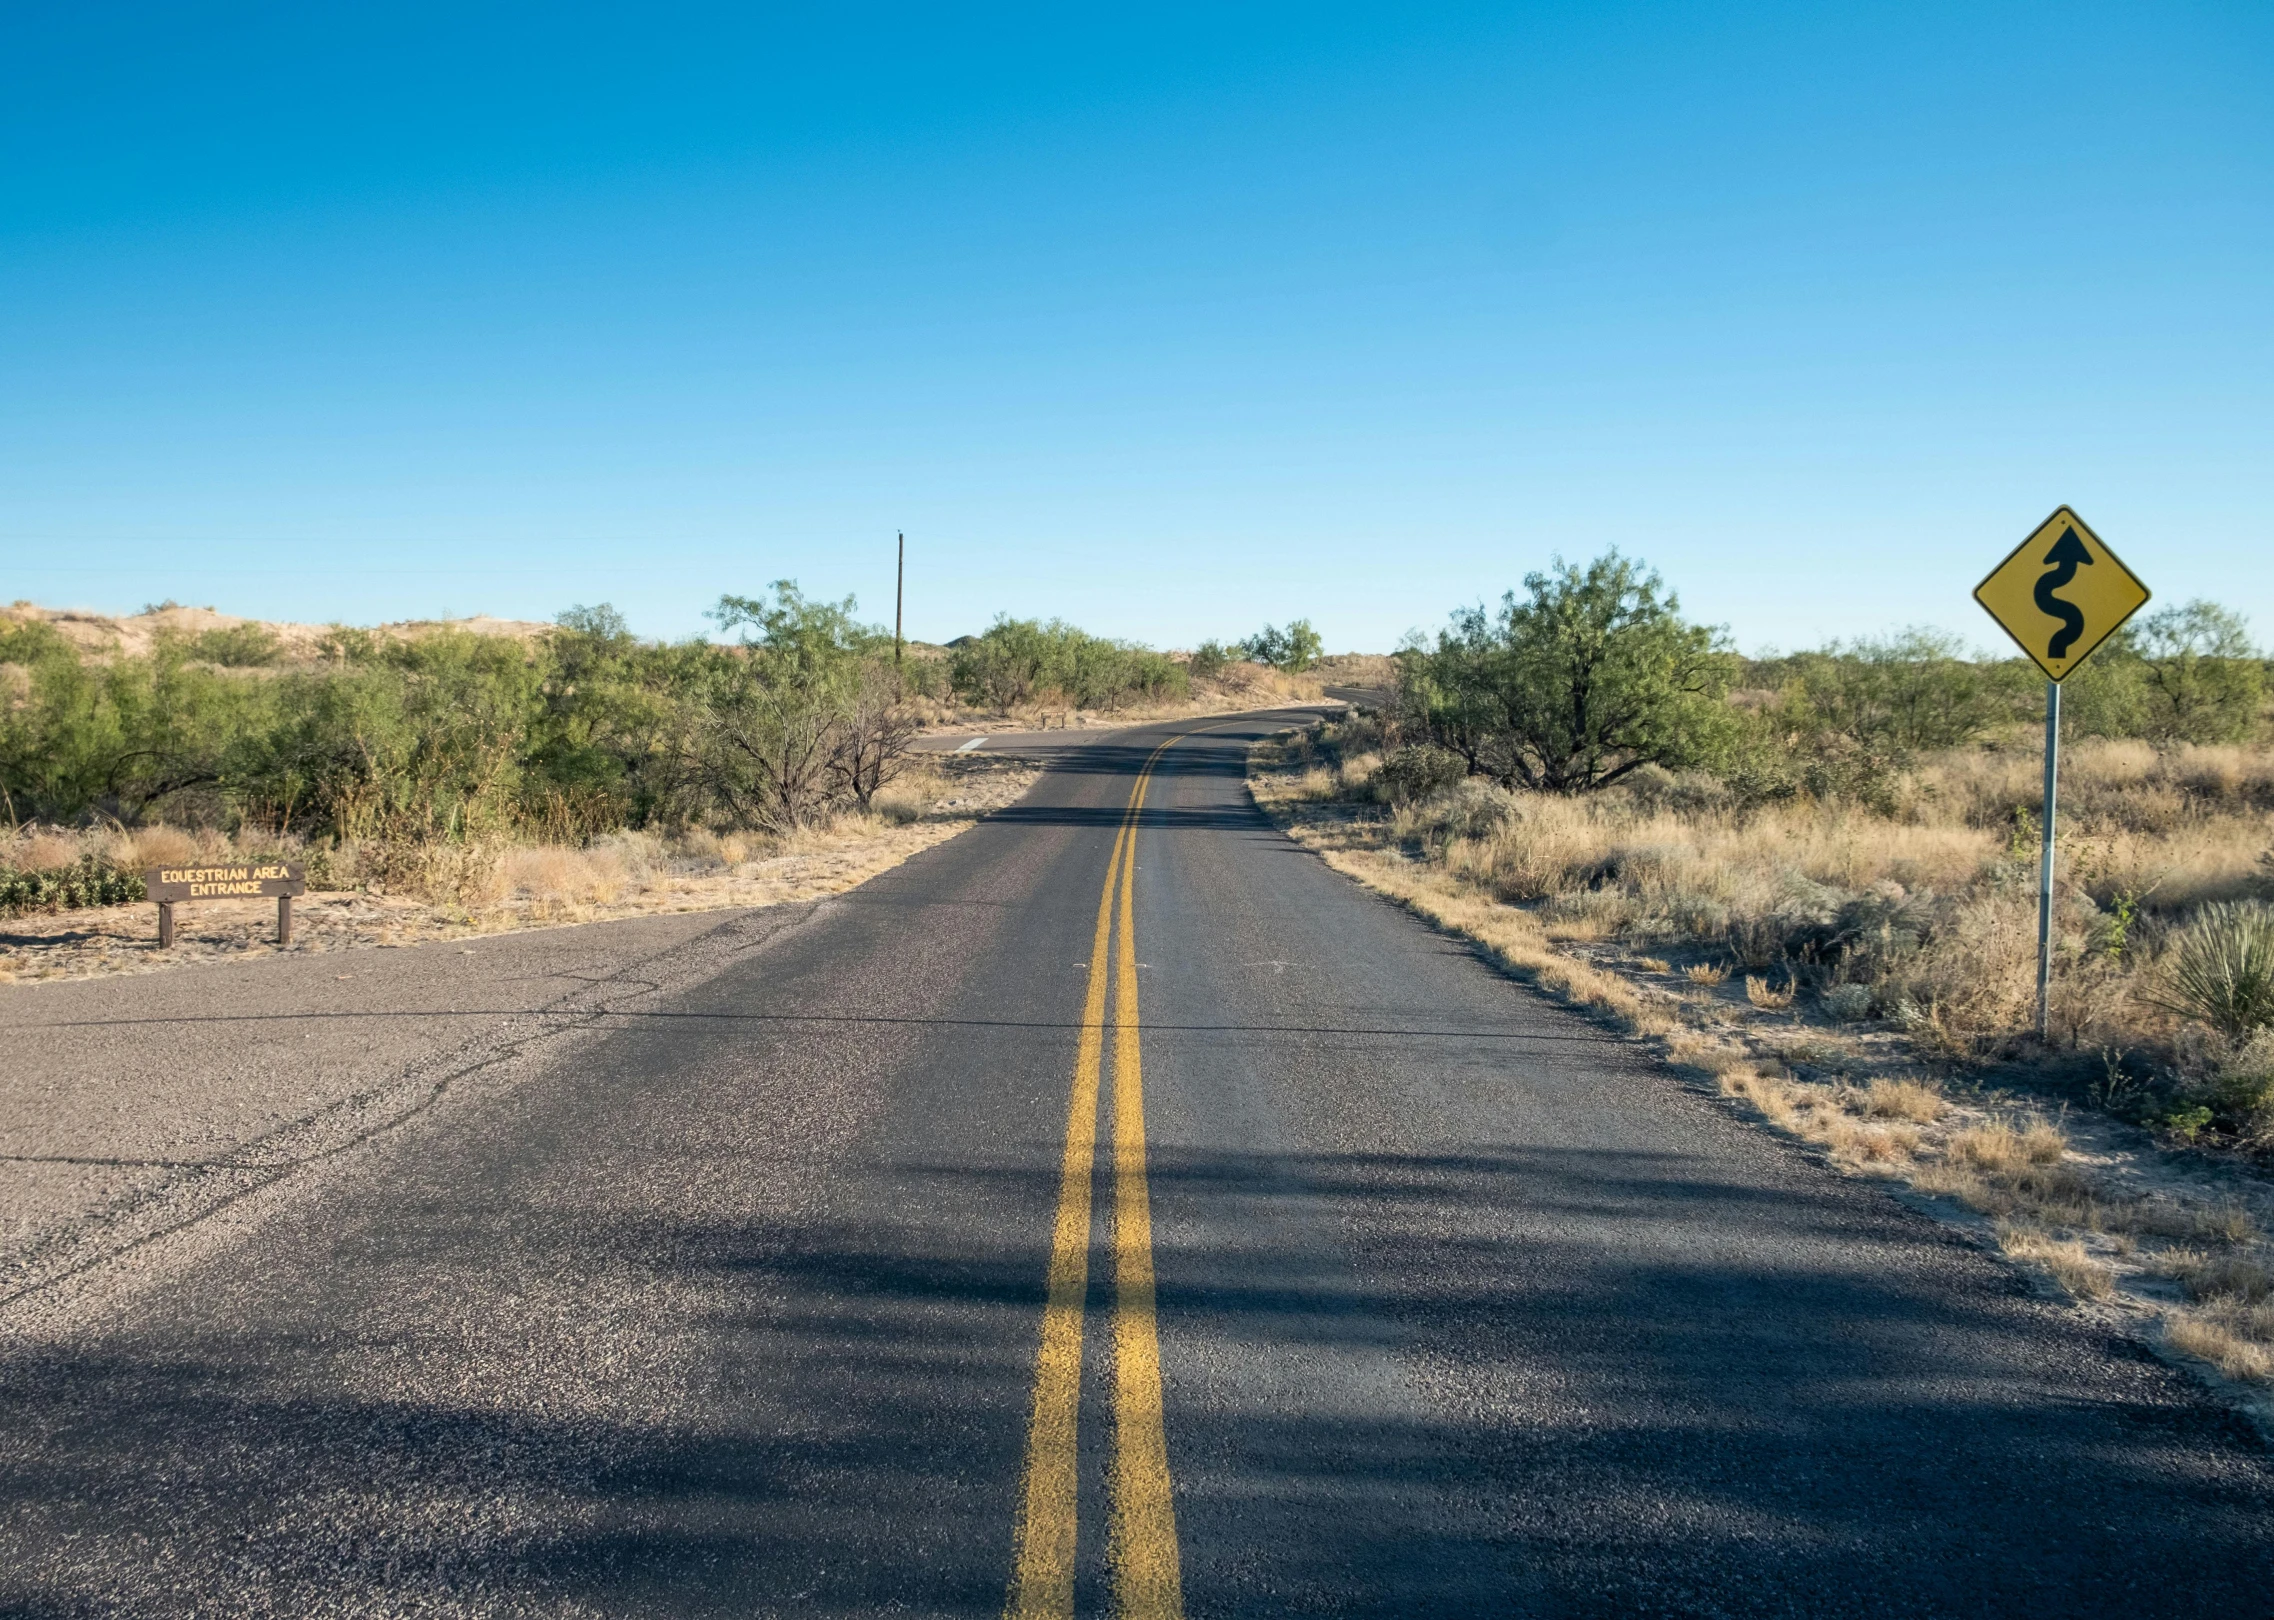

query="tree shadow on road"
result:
[6,1136,2272,1617]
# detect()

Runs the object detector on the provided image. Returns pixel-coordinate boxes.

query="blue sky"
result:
[4,2,2269,652]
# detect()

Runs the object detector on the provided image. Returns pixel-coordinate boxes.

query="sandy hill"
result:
[3,602,554,662]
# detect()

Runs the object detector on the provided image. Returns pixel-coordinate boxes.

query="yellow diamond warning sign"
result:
[1974,506,2150,682]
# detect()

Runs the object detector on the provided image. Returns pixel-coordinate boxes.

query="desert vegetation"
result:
[1355,549,2274,1138]
[0,589,1301,925]
[1250,548,2274,1390]
[946,616,1191,713]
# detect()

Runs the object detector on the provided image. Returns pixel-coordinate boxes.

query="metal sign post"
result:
[2034,680,2060,1035]
[1974,506,2149,1041]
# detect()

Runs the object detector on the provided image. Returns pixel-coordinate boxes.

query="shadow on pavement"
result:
[5,1141,2270,1616]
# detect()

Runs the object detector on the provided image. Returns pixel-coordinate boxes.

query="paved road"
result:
[3,711,2270,1617]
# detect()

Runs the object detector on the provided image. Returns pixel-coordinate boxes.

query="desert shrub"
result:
[949,617,1188,712]
[1188,640,1233,679]
[1822,982,1874,1022]
[0,620,276,825]
[2183,1033,2274,1140]
[2132,601,2264,745]
[1778,628,2029,753]
[0,584,943,851]
[2156,900,2274,1041]
[1409,779,1519,843]
[1397,549,1739,792]
[0,854,145,916]
[1241,620,1323,673]
[701,585,890,832]
[1375,745,1466,804]
[186,623,284,667]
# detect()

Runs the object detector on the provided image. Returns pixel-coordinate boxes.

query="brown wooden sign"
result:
[144,861,305,902]
[144,860,306,948]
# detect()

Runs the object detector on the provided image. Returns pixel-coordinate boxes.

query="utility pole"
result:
[894,531,905,680]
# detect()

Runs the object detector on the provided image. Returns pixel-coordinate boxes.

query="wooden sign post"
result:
[143,860,307,948]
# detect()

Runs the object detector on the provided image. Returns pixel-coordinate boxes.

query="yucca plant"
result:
[2157,900,2274,1041]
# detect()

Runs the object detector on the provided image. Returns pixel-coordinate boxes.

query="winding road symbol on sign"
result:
[2033,527,2093,660]
[1974,506,2149,682]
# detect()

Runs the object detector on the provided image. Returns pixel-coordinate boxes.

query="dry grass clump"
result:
[2,822,239,873]
[1860,1077,1944,1122]
[2165,1313,2274,1382]
[12,830,86,871]
[1713,1068,1923,1170]
[1686,962,1728,986]
[871,775,936,825]
[2156,1247,2274,1379]
[1745,973,1796,1010]
[1998,1224,2116,1300]
[675,826,754,868]
[499,844,629,906]
[1949,1117,2069,1171]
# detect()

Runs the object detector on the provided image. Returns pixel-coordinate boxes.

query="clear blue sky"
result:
[5,2,2269,653]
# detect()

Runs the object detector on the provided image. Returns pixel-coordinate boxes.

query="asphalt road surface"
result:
[4,710,2270,1617]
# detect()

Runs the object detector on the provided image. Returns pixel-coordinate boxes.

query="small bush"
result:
[2157,900,2274,1040]
[2205,1033,2274,1138]
[1822,982,1874,1022]
[1375,745,1467,804]
[0,855,145,916]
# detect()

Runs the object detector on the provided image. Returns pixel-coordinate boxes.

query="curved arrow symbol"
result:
[2034,526,2094,659]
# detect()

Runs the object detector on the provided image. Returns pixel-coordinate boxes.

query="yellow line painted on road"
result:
[1005,733,1190,1620]
[1005,816,1127,1619]
[1109,763,1185,1620]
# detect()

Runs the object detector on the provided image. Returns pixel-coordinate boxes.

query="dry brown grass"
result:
[1860,1078,1944,1122]
[498,844,629,907]
[1309,726,2274,1059]
[1949,1118,2070,1171]
[1685,962,1728,986]
[3,822,233,874]
[2166,1313,2274,1381]
[1998,1224,2116,1300]
[1745,973,1795,1010]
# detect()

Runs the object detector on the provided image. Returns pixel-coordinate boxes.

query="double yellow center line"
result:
[1006,736,1186,1620]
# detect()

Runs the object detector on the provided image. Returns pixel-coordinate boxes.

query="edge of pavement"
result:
[0,902,836,1345]
[1241,715,2274,1449]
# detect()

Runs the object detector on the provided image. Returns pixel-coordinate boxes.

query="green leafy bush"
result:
[0,856,145,916]
[948,617,1187,712]
[1397,550,1739,792]
[1241,620,1323,673]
